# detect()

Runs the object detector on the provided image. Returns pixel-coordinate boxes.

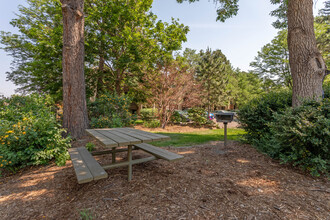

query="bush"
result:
[143,119,160,128]
[187,108,208,126]
[238,90,292,141]
[134,119,144,125]
[140,108,157,121]
[88,93,134,128]
[238,90,329,176]
[0,94,71,171]
[270,99,329,176]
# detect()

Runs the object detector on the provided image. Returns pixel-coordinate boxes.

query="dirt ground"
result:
[0,128,329,219]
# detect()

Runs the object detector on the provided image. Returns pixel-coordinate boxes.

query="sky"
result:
[0,0,326,97]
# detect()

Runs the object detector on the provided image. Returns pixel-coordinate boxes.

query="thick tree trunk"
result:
[61,0,89,139]
[287,0,327,107]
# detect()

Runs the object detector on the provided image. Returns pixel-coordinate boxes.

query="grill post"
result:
[224,122,228,147]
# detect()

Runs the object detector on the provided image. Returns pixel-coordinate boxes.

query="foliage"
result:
[196,48,234,111]
[187,108,208,126]
[250,18,329,91]
[250,29,291,89]
[324,80,330,99]
[85,143,95,152]
[143,119,161,128]
[140,108,157,121]
[315,2,330,68]
[88,93,133,128]
[231,70,264,107]
[1,0,189,103]
[0,0,63,101]
[176,0,239,22]
[270,99,330,176]
[83,0,189,100]
[170,111,187,124]
[146,60,201,128]
[0,94,71,171]
[239,90,329,176]
[269,0,288,29]
[151,128,246,147]
[134,119,144,125]
[238,90,292,141]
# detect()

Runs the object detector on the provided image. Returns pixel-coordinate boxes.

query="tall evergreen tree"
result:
[196,48,233,114]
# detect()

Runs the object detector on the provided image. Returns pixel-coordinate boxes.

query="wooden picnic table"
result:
[75,127,182,182]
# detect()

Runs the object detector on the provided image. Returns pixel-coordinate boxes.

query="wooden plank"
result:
[68,148,93,184]
[95,129,131,146]
[124,127,170,141]
[114,128,153,142]
[116,128,159,141]
[77,147,108,181]
[134,143,184,161]
[106,129,142,145]
[86,129,118,147]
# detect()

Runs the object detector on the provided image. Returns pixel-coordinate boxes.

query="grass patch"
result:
[150,128,246,147]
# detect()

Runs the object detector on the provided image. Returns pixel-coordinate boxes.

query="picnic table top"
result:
[86,127,170,148]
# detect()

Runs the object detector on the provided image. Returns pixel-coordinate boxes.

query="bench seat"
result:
[68,147,108,184]
[134,143,184,161]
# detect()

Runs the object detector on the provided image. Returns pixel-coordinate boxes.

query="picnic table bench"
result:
[69,127,183,184]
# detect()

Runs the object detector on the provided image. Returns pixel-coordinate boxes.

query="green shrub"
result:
[88,93,134,128]
[0,94,71,171]
[134,119,144,125]
[143,119,160,128]
[270,99,329,176]
[238,90,292,141]
[85,142,95,152]
[187,108,208,126]
[170,111,183,124]
[140,108,156,121]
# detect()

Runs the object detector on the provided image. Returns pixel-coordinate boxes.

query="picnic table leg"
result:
[127,145,133,181]
[112,147,116,163]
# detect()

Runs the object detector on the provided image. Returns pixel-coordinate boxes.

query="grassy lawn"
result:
[150,128,246,147]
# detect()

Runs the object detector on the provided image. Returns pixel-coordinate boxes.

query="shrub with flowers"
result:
[88,93,135,128]
[0,94,71,171]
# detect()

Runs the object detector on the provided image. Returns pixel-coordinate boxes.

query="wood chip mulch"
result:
[0,139,329,220]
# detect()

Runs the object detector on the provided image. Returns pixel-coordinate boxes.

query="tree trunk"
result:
[61,0,89,139]
[287,0,327,107]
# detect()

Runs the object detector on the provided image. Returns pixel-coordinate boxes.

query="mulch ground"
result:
[0,135,329,219]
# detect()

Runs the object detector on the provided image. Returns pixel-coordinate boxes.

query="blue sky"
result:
[0,0,326,97]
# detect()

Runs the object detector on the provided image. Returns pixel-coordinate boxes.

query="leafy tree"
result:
[251,6,329,90]
[177,0,328,107]
[0,0,63,100]
[1,0,189,105]
[315,1,330,69]
[146,60,201,128]
[231,70,264,108]
[85,0,189,99]
[250,29,291,89]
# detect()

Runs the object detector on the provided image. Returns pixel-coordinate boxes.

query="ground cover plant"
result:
[0,94,71,171]
[151,128,245,147]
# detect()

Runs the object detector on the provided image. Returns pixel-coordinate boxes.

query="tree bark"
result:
[287,0,327,107]
[61,0,89,139]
